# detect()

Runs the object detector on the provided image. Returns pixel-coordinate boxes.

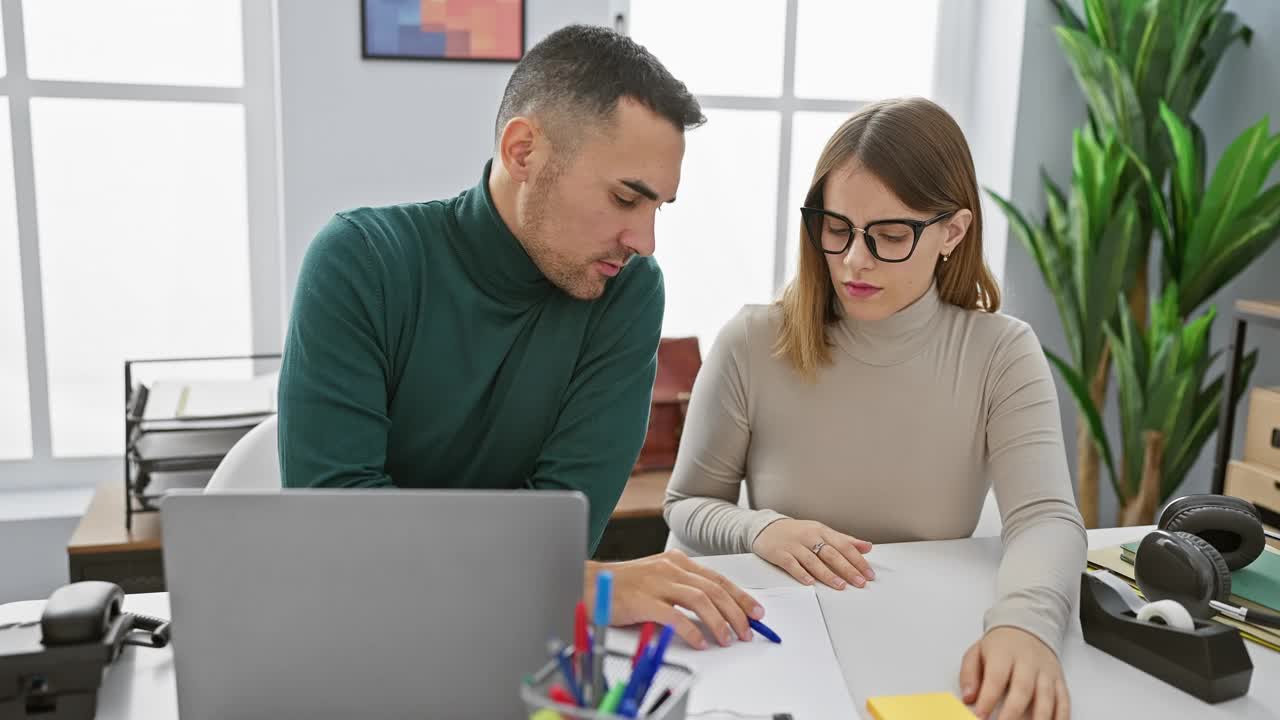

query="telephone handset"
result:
[40,581,169,649]
[0,581,171,719]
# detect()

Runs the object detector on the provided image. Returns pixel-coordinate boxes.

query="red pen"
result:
[548,684,577,707]
[574,601,592,702]
[632,622,655,668]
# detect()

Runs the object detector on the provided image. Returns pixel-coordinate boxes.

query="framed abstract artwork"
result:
[361,0,525,62]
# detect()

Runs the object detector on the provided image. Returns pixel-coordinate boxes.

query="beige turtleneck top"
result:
[662,283,1088,655]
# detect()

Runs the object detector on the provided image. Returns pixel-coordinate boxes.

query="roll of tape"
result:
[1136,599,1195,631]
[1088,569,1146,613]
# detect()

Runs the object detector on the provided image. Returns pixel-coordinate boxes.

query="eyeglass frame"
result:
[800,206,957,263]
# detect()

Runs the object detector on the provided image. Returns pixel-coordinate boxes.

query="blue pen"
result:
[592,571,612,704]
[748,617,782,644]
[619,624,674,717]
[616,642,655,715]
[617,651,652,716]
[549,640,585,707]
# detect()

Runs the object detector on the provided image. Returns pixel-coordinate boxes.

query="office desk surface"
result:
[3,527,1277,718]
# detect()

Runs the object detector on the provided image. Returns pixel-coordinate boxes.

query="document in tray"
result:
[177,374,278,418]
[144,374,279,420]
[607,585,855,718]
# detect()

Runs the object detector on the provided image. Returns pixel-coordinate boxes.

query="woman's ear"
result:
[942,208,972,255]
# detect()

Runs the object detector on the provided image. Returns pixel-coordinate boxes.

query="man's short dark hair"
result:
[494,24,705,151]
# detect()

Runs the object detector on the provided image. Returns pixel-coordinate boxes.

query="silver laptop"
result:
[160,489,587,720]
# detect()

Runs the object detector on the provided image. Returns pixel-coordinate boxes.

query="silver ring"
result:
[811,541,826,555]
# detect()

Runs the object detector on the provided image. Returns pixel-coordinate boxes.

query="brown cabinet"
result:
[1213,299,1280,495]
[1244,386,1280,470]
[67,480,165,593]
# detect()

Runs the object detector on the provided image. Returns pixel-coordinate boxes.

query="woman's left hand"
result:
[958,626,1068,720]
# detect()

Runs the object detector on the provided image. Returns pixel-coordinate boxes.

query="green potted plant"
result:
[989,0,1280,526]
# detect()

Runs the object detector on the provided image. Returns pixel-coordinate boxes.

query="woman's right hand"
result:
[751,519,875,590]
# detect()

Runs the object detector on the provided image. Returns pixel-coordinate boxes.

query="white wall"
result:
[1000,0,1280,526]
[965,0,1030,286]
[276,0,610,304]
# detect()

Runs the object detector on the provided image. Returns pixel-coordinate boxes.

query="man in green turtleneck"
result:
[277,25,763,651]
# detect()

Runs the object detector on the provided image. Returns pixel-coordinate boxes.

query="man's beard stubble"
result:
[519,169,607,301]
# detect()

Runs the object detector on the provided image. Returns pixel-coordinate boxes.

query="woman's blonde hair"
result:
[776,96,1001,378]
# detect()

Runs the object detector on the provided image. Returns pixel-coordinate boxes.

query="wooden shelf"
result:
[68,479,162,556]
[65,468,675,587]
[1236,299,1280,323]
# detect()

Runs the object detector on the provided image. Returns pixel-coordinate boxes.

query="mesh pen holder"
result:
[521,649,696,719]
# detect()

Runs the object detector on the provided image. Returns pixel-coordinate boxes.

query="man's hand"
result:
[586,550,765,650]
[959,626,1069,720]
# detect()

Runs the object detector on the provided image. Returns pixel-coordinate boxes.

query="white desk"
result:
[3,527,1277,718]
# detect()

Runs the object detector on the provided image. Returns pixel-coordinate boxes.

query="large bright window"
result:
[653,109,781,343]
[631,0,949,349]
[0,0,278,485]
[23,2,244,86]
[793,0,939,101]
[31,98,253,456]
[0,101,31,460]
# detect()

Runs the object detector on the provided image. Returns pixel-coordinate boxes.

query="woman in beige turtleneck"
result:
[664,97,1085,720]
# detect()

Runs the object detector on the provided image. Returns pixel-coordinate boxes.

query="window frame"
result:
[623,0,973,300]
[0,0,283,490]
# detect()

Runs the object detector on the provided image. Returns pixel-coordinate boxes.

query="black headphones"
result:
[1133,493,1280,630]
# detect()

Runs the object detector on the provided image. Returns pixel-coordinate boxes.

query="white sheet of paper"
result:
[606,585,856,718]
[142,380,185,420]
[175,374,278,418]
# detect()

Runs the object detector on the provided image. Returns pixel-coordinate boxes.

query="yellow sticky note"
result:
[866,692,977,720]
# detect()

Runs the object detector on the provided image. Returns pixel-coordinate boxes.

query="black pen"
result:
[645,687,673,717]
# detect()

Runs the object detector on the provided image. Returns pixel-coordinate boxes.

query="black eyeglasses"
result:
[800,207,956,263]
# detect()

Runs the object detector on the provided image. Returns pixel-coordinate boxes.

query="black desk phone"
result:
[0,581,170,719]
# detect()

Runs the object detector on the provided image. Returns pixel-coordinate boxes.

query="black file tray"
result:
[1079,572,1253,704]
[123,353,281,530]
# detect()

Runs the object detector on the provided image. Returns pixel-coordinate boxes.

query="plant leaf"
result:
[1166,9,1251,114]
[1129,5,1174,140]
[1055,28,1147,156]
[1165,350,1258,489]
[1186,117,1277,272]
[1083,186,1139,373]
[1164,0,1228,111]
[1084,0,1116,50]
[1045,346,1119,497]
[1158,102,1201,274]
[1118,138,1175,280]
[988,186,1085,364]
[1107,297,1152,499]
[1049,0,1086,33]
[1181,180,1280,313]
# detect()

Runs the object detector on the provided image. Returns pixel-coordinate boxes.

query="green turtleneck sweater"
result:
[278,161,664,551]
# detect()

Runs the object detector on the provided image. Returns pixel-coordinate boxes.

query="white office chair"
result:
[205,414,282,492]
[971,488,1002,537]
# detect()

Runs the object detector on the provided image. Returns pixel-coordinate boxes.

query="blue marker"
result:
[592,571,612,704]
[617,650,652,717]
[619,624,674,717]
[549,640,585,707]
[748,617,782,644]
